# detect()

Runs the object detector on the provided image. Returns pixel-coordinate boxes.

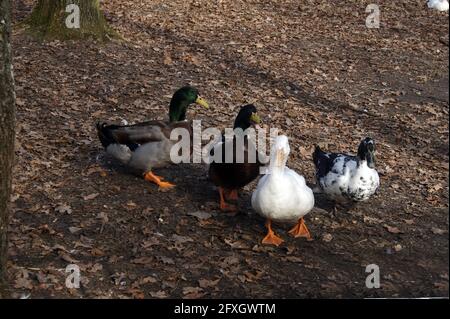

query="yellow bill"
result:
[250,112,261,124]
[195,96,209,108]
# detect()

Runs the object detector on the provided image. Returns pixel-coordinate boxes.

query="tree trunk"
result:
[26,0,115,41]
[0,0,15,299]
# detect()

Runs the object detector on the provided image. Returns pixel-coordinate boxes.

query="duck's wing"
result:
[313,146,356,178]
[313,146,337,178]
[97,121,170,151]
[285,168,307,186]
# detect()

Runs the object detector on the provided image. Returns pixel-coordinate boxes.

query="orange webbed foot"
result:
[262,219,284,246]
[220,202,238,212]
[219,187,238,212]
[144,172,175,190]
[288,218,311,239]
[262,231,284,246]
[226,189,239,201]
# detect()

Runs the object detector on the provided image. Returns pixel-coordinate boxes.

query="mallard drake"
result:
[313,137,380,203]
[251,135,315,246]
[96,86,208,189]
[208,104,262,211]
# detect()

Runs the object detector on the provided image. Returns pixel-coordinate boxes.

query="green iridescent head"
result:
[169,86,209,122]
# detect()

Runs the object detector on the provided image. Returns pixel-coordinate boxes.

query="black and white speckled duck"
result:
[313,137,380,203]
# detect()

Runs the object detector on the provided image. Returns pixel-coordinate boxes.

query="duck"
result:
[427,0,449,12]
[313,137,380,204]
[208,104,262,211]
[251,135,315,246]
[96,86,209,189]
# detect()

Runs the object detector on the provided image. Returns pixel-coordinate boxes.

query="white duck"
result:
[427,0,449,11]
[251,135,315,246]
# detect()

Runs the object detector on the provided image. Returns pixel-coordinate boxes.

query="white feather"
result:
[106,144,132,164]
[128,140,172,171]
[319,156,380,202]
[428,0,449,11]
[251,135,314,224]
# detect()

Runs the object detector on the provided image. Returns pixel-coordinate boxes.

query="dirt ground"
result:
[7,0,449,298]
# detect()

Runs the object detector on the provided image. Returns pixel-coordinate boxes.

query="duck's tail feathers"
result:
[96,122,118,148]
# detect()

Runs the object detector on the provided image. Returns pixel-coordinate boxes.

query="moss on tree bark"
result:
[25,0,116,41]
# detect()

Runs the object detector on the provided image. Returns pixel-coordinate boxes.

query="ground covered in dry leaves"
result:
[8,0,449,298]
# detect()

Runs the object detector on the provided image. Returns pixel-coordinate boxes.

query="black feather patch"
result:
[96,122,116,148]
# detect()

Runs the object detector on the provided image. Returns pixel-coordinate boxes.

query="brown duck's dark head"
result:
[233,104,261,131]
